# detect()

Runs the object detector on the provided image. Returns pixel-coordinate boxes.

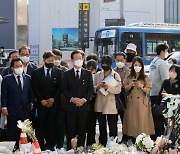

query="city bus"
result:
[94,23,180,66]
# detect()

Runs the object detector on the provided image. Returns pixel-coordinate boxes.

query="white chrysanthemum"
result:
[135,133,146,144]
[142,136,154,149]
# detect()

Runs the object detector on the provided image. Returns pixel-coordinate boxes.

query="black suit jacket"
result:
[1,74,34,116]
[63,68,94,112]
[26,62,38,76]
[1,67,12,77]
[31,66,63,108]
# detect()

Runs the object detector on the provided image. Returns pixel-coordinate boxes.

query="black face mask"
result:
[102,65,111,71]
[126,53,136,62]
[45,62,54,68]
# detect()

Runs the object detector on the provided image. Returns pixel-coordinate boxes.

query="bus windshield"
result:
[94,29,118,61]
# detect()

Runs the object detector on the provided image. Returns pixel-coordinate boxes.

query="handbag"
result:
[114,74,127,111]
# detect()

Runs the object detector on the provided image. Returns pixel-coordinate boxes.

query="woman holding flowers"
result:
[122,56,155,142]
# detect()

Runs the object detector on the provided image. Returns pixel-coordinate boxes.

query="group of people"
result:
[0,43,179,152]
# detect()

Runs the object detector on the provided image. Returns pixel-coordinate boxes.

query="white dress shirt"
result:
[14,73,23,89]
[74,67,81,78]
[23,65,28,74]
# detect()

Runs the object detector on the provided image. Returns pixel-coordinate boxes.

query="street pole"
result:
[119,0,125,26]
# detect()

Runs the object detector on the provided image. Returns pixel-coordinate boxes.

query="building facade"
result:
[164,0,180,24]
[0,0,28,49]
[1,0,165,62]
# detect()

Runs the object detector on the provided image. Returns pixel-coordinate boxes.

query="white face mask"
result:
[165,52,169,58]
[134,66,142,73]
[20,56,30,63]
[170,72,177,79]
[54,60,61,66]
[14,67,24,75]
[116,62,125,68]
[74,60,83,68]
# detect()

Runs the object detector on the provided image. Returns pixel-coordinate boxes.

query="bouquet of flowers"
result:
[17,119,37,141]
[135,133,154,153]
[161,95,180,152]
[17,119,42,154]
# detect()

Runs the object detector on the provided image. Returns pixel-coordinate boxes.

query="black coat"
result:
[31,66,63,107]
[63,68,94,112]
[160,79,180,95]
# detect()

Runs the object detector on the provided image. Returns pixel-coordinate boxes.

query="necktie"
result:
[76,70,79,79]
[17,76,22,91]
[75,70,80,85]
[46,68,51,79]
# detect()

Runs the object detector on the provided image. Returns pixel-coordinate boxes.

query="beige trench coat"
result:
[94,70,121,114]
[122,75,155,137]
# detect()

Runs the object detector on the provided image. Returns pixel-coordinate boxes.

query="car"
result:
[144,51,180,75]
[165,51,180,65]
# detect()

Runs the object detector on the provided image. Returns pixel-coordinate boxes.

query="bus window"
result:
[147,41,157,55]
[94,37,117,61]
[145,33,180,55]
[121,32,142,56]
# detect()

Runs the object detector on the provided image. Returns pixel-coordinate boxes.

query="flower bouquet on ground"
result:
[17,119,42,154]
[151,95,180,153]
[135,133,154,153]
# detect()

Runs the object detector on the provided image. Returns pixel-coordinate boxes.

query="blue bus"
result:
[94,25,180,66]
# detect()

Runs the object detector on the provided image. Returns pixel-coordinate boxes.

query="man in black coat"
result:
[1,58,34,150]
[63,50,94,150]
[1,50,19,76]
[19,45,38,76]
[1,46,38,77]
[31,51,62,150]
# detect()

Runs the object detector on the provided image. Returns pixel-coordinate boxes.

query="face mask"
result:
[126,53,136,62]
[20,56,30,63]
[116,62,125,68]
[165,52,169,58]
[102,65,111,71]
[45,62,54,68]
[54,60,61,67]
[74,60,83,68]
[134,66,142,73]
[14,67,24,75]
[170,72,177,79]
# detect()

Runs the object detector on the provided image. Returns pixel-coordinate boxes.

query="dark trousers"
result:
[7,116,20,142]
[56,108,65,148]
[86,111,97,146]
[119,111,124,124]
[7,111,29,147]
[150,96,165,140]
[96,113,118,146]
[36,107,58,150]
[66,110,88,150]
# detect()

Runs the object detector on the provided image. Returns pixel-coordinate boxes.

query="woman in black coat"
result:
[152,64,180,140]
[160,64,180,95]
